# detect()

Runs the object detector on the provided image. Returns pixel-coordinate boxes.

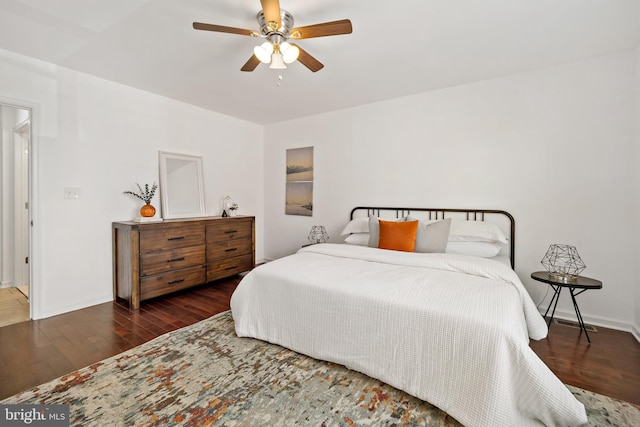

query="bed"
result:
[230,207,588,427]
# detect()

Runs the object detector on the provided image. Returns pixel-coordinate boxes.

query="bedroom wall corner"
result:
[633,44,640,342]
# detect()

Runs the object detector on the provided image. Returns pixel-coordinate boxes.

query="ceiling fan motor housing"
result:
[257,10,294,40]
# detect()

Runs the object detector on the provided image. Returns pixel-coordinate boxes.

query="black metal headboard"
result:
[350,207,515,269]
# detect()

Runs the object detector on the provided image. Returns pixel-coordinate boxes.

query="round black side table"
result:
[531,271,603,343]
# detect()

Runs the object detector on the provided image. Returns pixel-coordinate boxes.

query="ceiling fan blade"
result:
[260,0,281,29]
[292,44,324,72]
[193,22,258,37]
[241,55,261,72]
[289,19,352,40]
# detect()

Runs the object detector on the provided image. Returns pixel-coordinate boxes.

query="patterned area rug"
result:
[2,311,638,426]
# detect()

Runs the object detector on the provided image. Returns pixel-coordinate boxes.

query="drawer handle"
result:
[167,236,185,241]
[224,230,237,234]
[224,266,238,271]
[225,248,238,252]
[168,257,185,263]
[168,279,185,285]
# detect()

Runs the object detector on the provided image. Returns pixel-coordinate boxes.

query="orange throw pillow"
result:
[378,219,419,252]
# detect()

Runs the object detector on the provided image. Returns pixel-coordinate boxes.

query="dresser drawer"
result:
[206,219,252,242]
[141,265,206,300]
[206,254,253,282]
[140,244,205,276]
[206,239,252,262]
[140,225,205,253]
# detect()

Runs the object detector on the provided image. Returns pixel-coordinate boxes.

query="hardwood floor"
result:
[529,320,640,406]
[1,276,638,407]
[0,278,239,401]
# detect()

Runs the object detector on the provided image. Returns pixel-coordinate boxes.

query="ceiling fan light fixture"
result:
[280,42,299,64]
[269,51,286,69]
[254,42,273,63]
[193,3,353,73]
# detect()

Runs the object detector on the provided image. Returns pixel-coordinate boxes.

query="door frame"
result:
[1,98,38,319]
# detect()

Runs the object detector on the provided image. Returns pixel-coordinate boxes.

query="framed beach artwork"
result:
[285,146,313,216]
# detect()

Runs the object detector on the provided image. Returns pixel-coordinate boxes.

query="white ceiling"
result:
[1,0,639,125]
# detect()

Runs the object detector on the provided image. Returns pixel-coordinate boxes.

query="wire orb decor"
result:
[541,244,586,282]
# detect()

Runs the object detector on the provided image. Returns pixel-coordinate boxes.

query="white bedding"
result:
[231,243,587,427]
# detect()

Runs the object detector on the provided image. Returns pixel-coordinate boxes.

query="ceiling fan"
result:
[193,0,352,72]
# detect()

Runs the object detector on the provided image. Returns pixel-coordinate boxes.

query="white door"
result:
[14,118,30,295]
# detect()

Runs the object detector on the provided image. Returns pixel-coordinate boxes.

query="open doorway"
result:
[0,103,31,327]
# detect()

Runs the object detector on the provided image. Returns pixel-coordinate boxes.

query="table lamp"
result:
[308,226,329,244]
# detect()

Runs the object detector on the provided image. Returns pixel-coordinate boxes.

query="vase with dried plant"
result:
[124,183,158,218]
[229,202,239,216]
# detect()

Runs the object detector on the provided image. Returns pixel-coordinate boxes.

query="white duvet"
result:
[231,243,587,427]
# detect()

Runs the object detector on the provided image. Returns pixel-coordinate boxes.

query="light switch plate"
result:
[64,187,81,199]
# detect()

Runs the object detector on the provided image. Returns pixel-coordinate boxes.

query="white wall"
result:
[264,50,638,333]
[0,49,264,319]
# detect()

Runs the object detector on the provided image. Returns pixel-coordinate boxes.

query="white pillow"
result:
[448,219,508,244]
[406,217,451,253]
[340,217,369,236]
[344,233,370,246]
[446,241,502,257]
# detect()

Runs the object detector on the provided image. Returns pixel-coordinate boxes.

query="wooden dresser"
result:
[112,216,255,309]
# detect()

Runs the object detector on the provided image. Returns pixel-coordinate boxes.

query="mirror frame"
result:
[158,151,206,219]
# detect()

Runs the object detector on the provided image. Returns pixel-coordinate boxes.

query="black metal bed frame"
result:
[350,206,516,269]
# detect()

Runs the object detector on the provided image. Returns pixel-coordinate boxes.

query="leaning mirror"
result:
[158,151,206,219]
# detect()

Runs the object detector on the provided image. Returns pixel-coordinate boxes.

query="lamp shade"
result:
[280,42,299,64]
[269,52,286,69]
[254,42,273,63]
[541,244,586,282]
[308,226,329,244]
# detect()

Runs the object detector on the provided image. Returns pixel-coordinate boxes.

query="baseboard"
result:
[1,281,15,288]
[632,323,640,343]
[33,294,113,320]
